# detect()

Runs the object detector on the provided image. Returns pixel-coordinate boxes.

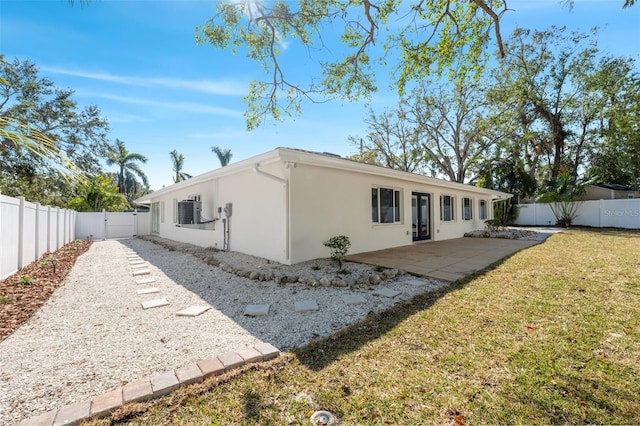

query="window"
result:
[151,202,160,233]
[440,195,454,221]
[462,197,473,220]
[372,187,401,223]
[479,200,487,220]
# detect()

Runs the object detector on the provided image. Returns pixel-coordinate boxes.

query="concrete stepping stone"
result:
[372,288,401,298]
[132,269,151,276]
[405,278,427,286]
[294,300,319,312]
[137,287,160,295]
[129,259,145,265]
[124,251,137,255]
[131,263,147,269]
[136,277,156,285]
[244,304,270,316]
[341,294,367,305]
[141,298,169,309]
[176,305,210,317]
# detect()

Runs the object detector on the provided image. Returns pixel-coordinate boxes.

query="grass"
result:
[95,228,640,425]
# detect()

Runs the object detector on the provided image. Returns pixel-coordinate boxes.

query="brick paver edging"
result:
[19,342,280,426]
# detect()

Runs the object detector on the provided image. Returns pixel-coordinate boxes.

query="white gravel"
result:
[0,238,447,425]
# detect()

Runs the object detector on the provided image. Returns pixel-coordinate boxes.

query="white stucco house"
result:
[135,148,511,265]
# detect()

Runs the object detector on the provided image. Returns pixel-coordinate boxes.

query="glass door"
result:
[411,192,431,241]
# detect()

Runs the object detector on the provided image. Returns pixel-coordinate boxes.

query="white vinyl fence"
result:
[75,210,150,240]
[515,199,640,229]
[0,192,76,280]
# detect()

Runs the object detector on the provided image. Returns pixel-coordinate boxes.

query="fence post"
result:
[103,209,107,240]
[18,196,25,269]
[133,209,138,237]
[0,191,3,279]
[56,207,60,250]
[35,203,41,259]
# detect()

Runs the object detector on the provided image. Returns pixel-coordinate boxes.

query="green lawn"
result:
[96,228,640,425]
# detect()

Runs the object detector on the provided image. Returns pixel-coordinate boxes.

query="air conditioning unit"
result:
[178,200,202,224]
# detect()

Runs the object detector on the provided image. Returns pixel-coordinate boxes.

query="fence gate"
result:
[76,210,144,240]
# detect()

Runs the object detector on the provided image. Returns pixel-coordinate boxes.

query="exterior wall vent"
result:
[178,200,202,224]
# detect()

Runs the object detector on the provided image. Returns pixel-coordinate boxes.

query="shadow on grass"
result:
[291,255,512,371]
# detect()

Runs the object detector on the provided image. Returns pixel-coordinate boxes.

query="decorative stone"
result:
[294,300,319,312]
[405,278,427,286]
[136,287,159,295]
[341,294,367,305]
[249,271,260,280]
[287,275,299,283]
[218,351,245,371]
[176,305,210,317]
[254,342,280,360]
[122,379,153,404]
[244,304,270,316]
[331,279,348,287]
[141,299,169,309]
[150,371,179,398]
[372,288,401,298]
[369,274,382,285]
[319,277,331,287]
[197,357,224,379]
[53,400,91,425]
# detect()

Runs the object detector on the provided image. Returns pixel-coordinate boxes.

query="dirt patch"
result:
[0,240,92,341]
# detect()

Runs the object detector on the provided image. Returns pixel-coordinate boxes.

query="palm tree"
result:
[170,149,192,183]
[105,139,148,195]
[211,146,232,167]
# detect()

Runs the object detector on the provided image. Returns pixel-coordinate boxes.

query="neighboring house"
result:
[584,183,639,200]
[135,148,511,265]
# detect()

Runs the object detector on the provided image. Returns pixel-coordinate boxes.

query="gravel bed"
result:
[0,238,447,425]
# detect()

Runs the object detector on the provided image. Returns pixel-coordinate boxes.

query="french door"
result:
[411,192,431,241]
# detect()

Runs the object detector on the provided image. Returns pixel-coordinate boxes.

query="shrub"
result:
[19,275,33,285]
[323,235,351,270]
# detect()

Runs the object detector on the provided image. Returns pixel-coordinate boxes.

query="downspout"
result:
[253,163,290,261]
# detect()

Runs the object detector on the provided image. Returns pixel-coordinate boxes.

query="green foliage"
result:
[196,1,508,129]
[537,173,589,227]
[170,149,192,183]
[211,146,232,167]
[1,57,110,206]
[105,139,148,202]
[18,275,33,285]
[491,199,520,229]
[68,175,128,212]
[0,295,14,303]
[323,235,351,270]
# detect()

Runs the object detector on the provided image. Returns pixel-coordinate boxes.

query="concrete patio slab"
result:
[346,237,542,282]
[244,304,270,316]
[135,277,156,285]
[294,300,319,312]
[176,305,210,317]
[141,299,169,309]
[341,294,367,305]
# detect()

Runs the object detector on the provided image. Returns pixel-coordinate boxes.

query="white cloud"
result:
[42,66,248,96]
[88,92,244,118]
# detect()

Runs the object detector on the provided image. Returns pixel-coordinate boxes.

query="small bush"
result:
[323,235,351,270]
[0,295,14,303]
[19,276,33,285]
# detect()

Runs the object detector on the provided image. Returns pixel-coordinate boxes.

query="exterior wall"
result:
[288,163,493,264]
[584,185,639,200]
[145,161,288,263]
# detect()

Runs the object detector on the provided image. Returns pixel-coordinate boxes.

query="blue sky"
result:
[2,0,639,190]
